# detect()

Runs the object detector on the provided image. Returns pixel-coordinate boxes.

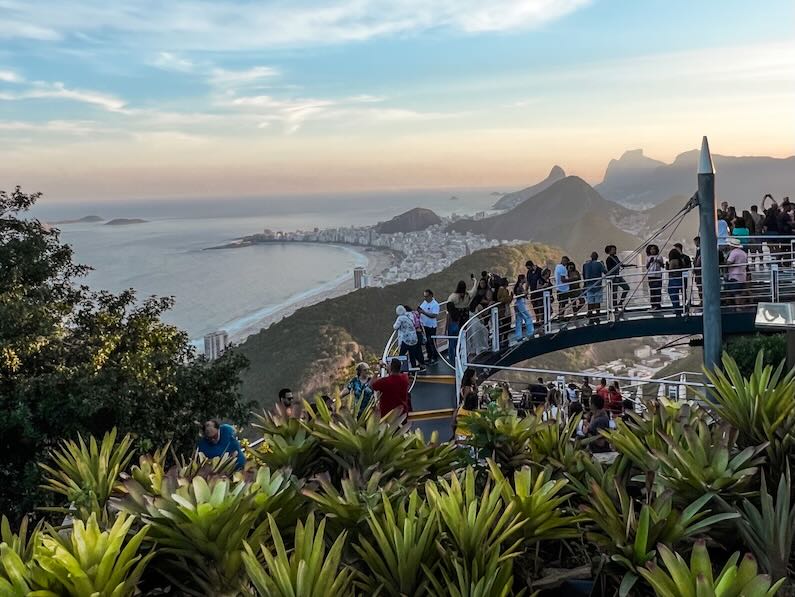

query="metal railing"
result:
[453,246,795,399]
[377,235,795,413]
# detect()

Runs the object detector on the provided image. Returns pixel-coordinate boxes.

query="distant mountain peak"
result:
[492,165,566,210]
[374,207,441,234]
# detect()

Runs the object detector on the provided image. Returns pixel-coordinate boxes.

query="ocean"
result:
[30,188,497,344]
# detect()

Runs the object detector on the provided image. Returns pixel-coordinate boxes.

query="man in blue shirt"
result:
[197,420,245,470]
[553,256,570,319]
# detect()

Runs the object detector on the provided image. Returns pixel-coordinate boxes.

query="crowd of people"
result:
[453,371,634,453]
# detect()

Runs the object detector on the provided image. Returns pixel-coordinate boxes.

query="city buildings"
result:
[353,266,368,288]
[204,330,229,361]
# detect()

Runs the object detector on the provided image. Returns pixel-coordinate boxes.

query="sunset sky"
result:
[1,0,793,200]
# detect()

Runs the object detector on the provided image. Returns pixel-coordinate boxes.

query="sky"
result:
[0,0,793,201]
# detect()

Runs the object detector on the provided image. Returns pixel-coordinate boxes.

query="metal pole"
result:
[697,136,722,373]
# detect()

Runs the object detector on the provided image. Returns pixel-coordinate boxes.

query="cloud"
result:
[2,82,129,113]
[0,119,106,134]
[0,0,591,48]
[0,70,23,83]
[209,66,279,87]
[152,52,194,72]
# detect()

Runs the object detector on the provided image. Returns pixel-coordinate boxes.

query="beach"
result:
[227,245,398,343]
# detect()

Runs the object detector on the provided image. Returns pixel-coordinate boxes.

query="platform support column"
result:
[697,136,722,374]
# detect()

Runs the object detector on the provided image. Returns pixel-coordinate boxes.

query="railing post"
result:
[772,263,780,302]
[490,306,500,352]
[543,291,552,334]
[606,279,615,323]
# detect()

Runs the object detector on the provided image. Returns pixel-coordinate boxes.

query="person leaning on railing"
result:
[446,278,477,362]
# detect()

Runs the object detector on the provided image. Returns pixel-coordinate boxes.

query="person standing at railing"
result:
[666,247,684,310]
[724,238,749,306]
[583,252,607,325]
[731,217,750,246]
[605,245,630,309]
[553,256,571,319]
[419,289,440,365]
[646,244,664,311]
[513,274,534,341]
[488,277,510,350]
[446,278,476,362]
[750,205,764,235]
[469,277,494,312]
[393,305,425,372]
[566,263,584,318]
[526,260,544,324]
[673,243,692,310]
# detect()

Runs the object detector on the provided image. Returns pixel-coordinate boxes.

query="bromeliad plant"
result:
[35,513,154,597]
[732,470,795,587]
[488,461,583,545]
[353,490,439,597]
[242,513,353,597]
[459,402,540,475]
[425,466,525,595]
[118,464,299,595]
[705,352,795,479]
[582,481,740,596]
[0,516,47,597]
[39,428,136,522]
[250,406,320,478]
[639,540,784,597]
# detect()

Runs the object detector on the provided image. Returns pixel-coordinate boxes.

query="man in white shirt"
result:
[554,256,571,319]
[419,289,441,364]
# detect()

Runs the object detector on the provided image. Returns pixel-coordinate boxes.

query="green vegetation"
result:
[0,187,251,519]
[725,334,787,377]
[2,352,795,594]
[235,242,562,408]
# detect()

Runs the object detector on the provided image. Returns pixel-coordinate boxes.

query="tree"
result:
[724,333,786,377]
[0,187,251,519]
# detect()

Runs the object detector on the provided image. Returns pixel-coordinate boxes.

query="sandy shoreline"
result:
[228,244,398,344]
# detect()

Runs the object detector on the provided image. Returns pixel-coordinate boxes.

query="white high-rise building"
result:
[353,266,368,289]
[204,330,229,361]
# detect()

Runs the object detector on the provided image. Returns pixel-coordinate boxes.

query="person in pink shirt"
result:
[724,237,748,306]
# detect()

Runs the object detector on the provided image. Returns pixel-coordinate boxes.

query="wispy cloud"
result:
[0,70,23,83]
[0,0,591,48]
[0,119,106,134]
[152,52,194,72]
[209,66,279,87]
[0,82,129,113]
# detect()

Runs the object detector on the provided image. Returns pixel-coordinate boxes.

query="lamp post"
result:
[697,136,722,372]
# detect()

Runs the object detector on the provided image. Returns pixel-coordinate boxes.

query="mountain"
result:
[375,207,442,234]
[105,218,147,226]
[51,215,103,225]
[234,242,563,409]
[492,165,566,210]
[448,176,639,260]
[596,149,795,208]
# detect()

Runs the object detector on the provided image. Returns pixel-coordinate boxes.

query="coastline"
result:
[221,244,398,345]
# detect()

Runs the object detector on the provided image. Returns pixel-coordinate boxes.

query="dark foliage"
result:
[0,187,251,519]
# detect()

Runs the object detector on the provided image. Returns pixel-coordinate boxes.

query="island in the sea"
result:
[51,215,104,225]
[105,218,147,226]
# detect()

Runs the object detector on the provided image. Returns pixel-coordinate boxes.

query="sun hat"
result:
[726,237,742,248]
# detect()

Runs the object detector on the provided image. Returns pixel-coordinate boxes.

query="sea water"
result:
[30,189,496,343]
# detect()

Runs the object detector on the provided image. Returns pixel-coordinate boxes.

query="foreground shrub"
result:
[39,428,136,523]
[640,540,784,597]
[582,482,739,595]
[118,464,299,595]
[36,513,153,597]
[243,513,352,597]
[353,490,438,597]
[706,352,795,479]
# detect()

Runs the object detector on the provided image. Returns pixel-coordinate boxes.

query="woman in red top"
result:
[607,382,623,416]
